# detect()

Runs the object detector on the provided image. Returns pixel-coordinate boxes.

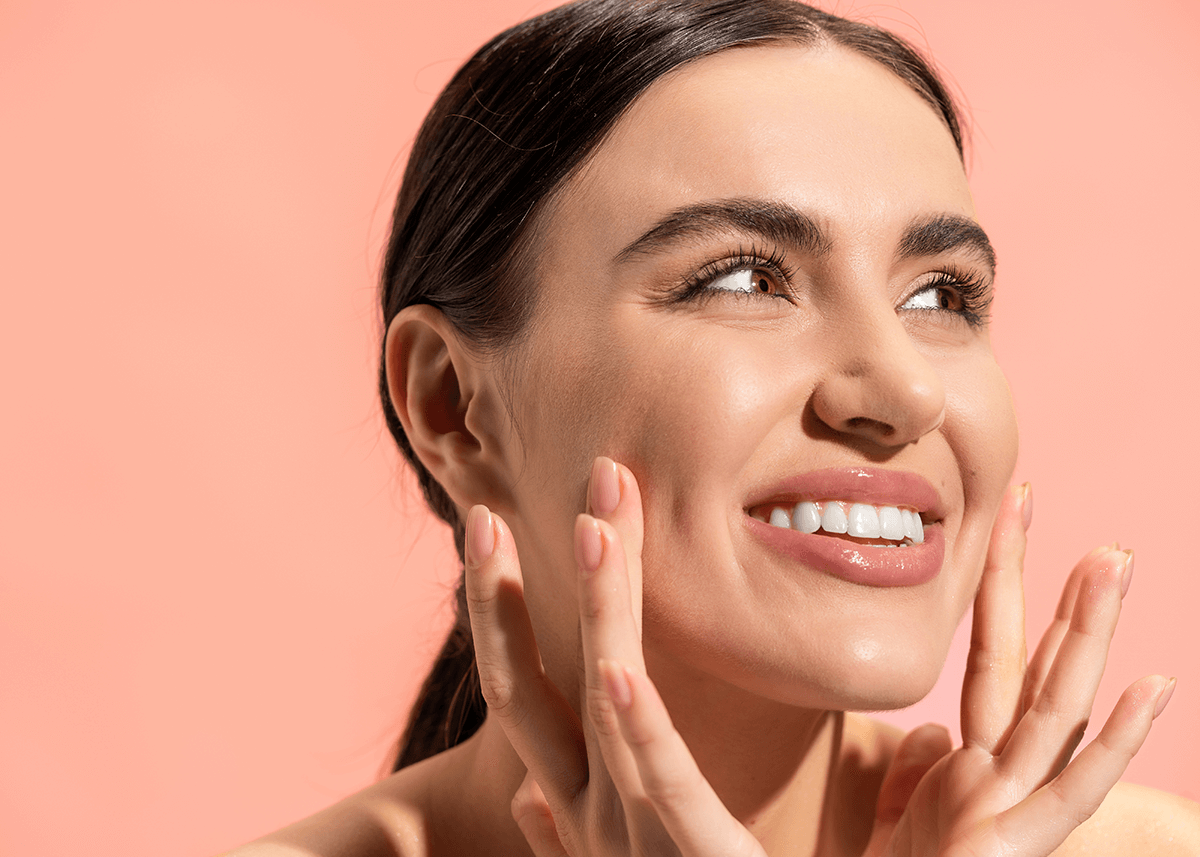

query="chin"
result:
[724,631,952,713]
[815,638,949,712]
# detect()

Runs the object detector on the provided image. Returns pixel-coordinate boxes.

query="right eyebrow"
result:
[614,198,834,263]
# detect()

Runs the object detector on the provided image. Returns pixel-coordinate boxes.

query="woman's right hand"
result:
[463,456,767,857]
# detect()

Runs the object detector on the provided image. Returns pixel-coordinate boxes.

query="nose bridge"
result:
[811,295,946,446]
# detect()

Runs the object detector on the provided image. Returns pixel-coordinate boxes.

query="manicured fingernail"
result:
[465,505,494,566]
[1120,549,1134,597]
[1020,482,1033,531]
[576,515,604,576]
[1154,677,1177,719]
[589,457,621,518]
[601,659,633,710]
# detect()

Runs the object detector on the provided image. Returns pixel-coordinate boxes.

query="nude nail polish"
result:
[466,505,495,566]
[1154,677,1177,719]
[601,660,633,710]
[589,457,621,517]
[576,515,604,575]
[1120,549,1134,597]
[1020,482,1033,530]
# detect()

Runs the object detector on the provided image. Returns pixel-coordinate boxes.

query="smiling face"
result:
[491,44,1018,712]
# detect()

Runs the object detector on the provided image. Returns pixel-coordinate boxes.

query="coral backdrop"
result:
[2,1,1197,855]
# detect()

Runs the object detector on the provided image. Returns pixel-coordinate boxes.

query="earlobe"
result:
[384,305,514,511]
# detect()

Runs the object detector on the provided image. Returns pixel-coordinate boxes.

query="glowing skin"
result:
[494,45,1018,719]
[235,42,1197,857]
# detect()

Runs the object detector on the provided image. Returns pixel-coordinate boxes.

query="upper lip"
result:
[743,467,947,521]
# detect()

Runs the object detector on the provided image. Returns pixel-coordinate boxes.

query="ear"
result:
[383,304,516,512]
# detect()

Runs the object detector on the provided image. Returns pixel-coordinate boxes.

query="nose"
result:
[809,310,946,448]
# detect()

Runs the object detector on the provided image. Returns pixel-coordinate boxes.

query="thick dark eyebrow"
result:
[615,198,833,262]
[898,214,997,275]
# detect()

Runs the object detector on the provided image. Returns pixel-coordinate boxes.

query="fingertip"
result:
[903,722,953,758]
[1154,677,1177,720]
[588,456,621,517]
[1020,482,1033,531]
[574,513,604,575]
[1120,549,1134,598]
[465,504,495,567]
[599,658,633,710]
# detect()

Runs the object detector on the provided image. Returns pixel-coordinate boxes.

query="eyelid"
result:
[676,242,797,303]
[899,265,994,328]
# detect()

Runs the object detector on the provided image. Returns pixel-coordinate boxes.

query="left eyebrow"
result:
[614,198,834,263]
[898,215,997,275]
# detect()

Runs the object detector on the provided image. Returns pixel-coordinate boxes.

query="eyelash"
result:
[675,244,797,305]
[674,248,993,329]
[909,266,993,329]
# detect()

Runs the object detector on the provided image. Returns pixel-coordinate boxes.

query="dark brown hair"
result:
[380,0,964,771]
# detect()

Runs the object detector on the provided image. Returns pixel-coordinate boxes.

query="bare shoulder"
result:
[1054,782,1200,857]
[218,754,446,857]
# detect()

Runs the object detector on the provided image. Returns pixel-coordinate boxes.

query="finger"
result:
[512,774,570,857]
[588,458,645,636]
[875,724,954,824]
[991,675,1174,857]
[576,515,649,800]
[962,483,1031,753]
[1022,544,1123,713]
[998,549,1130,788]
[602,661,768,857]
[863,723,953,856]
[464,505,588,803]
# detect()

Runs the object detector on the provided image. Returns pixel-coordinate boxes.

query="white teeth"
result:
[902,509,925,544]
[820,503,849,534]
[759,499,927,545]
[848,503,881,539]
[793,500,821,534]
[879,505,904,541]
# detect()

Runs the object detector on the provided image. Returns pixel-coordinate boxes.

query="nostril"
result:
[845,416,895,437]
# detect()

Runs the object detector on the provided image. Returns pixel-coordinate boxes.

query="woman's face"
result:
[492,44,1018,712]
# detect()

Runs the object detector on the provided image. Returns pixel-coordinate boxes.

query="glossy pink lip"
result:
[743,468,947,588]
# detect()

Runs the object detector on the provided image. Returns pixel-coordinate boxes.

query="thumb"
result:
[863,723,953,856]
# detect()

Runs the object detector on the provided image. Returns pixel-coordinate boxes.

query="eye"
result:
[897,267,993,329]
[670,245,798,307]
[901,283,964,312]
[709,267,781,296]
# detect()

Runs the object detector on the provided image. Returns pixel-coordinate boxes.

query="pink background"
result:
[2,1,1197,854]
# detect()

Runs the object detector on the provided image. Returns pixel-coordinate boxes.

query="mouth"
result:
[742,468,947,587]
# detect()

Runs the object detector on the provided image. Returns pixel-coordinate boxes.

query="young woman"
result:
[229,1,1200,854]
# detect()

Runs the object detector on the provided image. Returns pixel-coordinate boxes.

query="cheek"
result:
[941,353,1019,593]
[946,355,1018,499]
[524,310,785,476]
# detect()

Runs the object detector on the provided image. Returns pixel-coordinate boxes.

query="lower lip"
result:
[745,516,945,587]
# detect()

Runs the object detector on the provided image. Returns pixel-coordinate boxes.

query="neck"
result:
[450,665,878,857]
[645,651,846,857]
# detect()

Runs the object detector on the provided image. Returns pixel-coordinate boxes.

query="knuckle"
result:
[479,672,520,718]
[1048,776,1102,826]
[586,686,622,739]
[641,770,690,809]
[464,589,495,615]
[578,593,607,624]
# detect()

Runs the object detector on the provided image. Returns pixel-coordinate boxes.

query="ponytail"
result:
[392,576,486,771]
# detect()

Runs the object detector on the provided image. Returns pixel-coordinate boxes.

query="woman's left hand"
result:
[862,484,1175,857]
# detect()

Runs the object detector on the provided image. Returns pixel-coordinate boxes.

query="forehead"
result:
[542,44,972,268]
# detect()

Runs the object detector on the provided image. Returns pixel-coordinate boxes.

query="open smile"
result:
[743,468,948,586]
